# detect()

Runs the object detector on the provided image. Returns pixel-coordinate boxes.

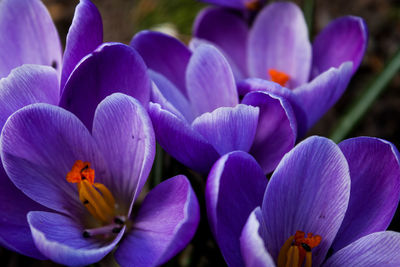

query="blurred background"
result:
[2,0,400,265]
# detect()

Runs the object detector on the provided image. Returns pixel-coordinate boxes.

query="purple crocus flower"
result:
[206,136,400,266]
[0,93,199,266]
[131,32,297,174]
[198,0,266,11]
[193,2,368,135]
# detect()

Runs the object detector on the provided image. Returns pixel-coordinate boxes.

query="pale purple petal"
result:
[248,2,311,88]
[60,43,151,130]
[149,102,219,173]
[262,136,350,266]
[206,151,268,266]
[293,62,353,130]
[28,211,124,266]
[324,231,400,267]
[115,175,199,267]
[311,16,368,78]
[61,0,103,89]
[186,44,238,116]
[242,91,296,174]
[332,137,400,250]
[192,104,259,155]
[92,93,155,215]
[0,0,62,78]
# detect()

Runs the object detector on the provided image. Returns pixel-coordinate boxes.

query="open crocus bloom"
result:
[0,93,199,266]
[206,136,400,266]
[193,2,367,135]
[131,32,297,174]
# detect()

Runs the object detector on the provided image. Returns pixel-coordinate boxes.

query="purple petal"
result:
[240,207,275,267]
[60,43,151,131]
[92,93,155,215]
[115,175,199,267]
[193,7,249,79]
[311,16,368,78]
[0,64,59,130]
[131,31,191,95]
[206,151,267,266]
[293,62,353,130]
[324,231,400,267]
[149,102,219,173]
[0,0,62,78]
[242,91,297,174]
[248,2,311,88]
[0,104,108,217]
[332,137,400,250]
[192,104,259,155]
[61,0,103,89]
[186,44,238,116]
[262,136,350,266]
[198,0,266,10]
[28,211,124,266]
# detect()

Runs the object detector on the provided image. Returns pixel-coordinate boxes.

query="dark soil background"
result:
[1,0,399,266]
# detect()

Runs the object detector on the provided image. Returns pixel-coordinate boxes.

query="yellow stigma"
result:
[277,231,321,267]
[67,160,116,224]
[268,69,290,87]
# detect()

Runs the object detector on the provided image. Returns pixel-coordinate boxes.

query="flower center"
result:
[268,69,290,87]
[245,0,262,11]
[277,230,321,267]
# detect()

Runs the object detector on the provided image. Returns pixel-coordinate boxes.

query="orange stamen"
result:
[245,0,262,11]
[268,69,290,87]
[66,160,94,184]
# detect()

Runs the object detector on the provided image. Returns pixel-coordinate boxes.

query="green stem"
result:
[330,48,400,143]
[303,0,314,37]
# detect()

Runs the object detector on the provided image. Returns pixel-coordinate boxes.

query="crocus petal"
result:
[240,207,276,267]
[186,44,238,116]
[149,102,219,173]
[131,30,191,95]
[248,2,311,88]
[332,137,400,251]
[242,91,296,174]
[192,104,259,155]
[324,231,400,267]
[311,16,367,78]
[198,0,266,10]
[206,151,268,266]
[60,43,151,131]
[262,136,350,266]
[28,211,124,266]
[193,7,249,79]
[115,175,199,267]
[0,0,62,78]
[0,64,59,130]
[92,93,155,214]
[61,0,103,89]
[1,104,108,217]
[293,62,353,130]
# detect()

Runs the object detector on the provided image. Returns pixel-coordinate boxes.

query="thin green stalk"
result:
[303,0,314,37]
[330,48,400,143]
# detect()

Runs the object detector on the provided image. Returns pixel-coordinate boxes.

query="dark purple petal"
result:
[242,91,297,174]
[0,64,59,130]
[193,7,249,79]
[1,104,108,217]
[192,104,259,155]
[262,136,350,266]
[61,0,103,89]
[115,175,199,267]
[293,62,353,130]
[248,2,311,88]
[240,207,275,267]
[198,0,266,10]
[324,231,400,267]
[332,137,400,251]
[60,43,151,131]
[311,16,368,78]
[186,44,238,116]
[92,93,155,215]
[206,151,267,266]
[149,102,219,173]
[28,211,124,266]
[0,0,62,78]
[131,31,191,95]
